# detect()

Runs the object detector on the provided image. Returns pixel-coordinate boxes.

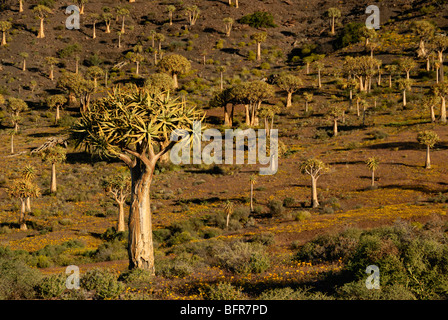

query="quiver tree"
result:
[223,17,234,37]
[47,95,67,124]
[21,164,36,213]
[126,51,144,75]
[417,130,439,169]
[186,5,200,26]
[412,20,435,58]
[0,21,12,46]
[397,78,413,108]
[303,92,313,112]
[102,169,131,232]
[40,145,66,193]
[326,7,341,35]
[216,66,226,91]
[88,13,100,39]
[8,178,40,230]
[19,52,28,71]
[315,61,324,88]
[154,33,165,52]
[398,57,416,80]
[33,5,52,39]
[45,56,59,81]
[250,32,267,61]
[276,74,302,108]
[116,7,130,34]
[432,34,448,82]
[232,80,274,126]
[423,93,440,123]
[361,27,377,48]
[209,87,235,127]
[299,158,330,208]
[6,97,28,132]
[19,0,24,12]
[157,54,191,89]
[385,64,398,88]
[75,0,88,14]
[86,66,104,89]
[249,174,256,212]
[432,80,448,123]
[366,156,380,187]
[258,104,280,137]
[144,72,175,96]
[224,200,234,229]
[57,72,95,112]
[101,11,113,33]
[71,85,205,272]
[327,104,343,136]
[166,5,176,25]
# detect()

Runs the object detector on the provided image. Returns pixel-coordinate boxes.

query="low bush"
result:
[36,273,66,299]
[202,282,245,300]
[216,241,270,274]
[80,268,124,300]
[0,257,42,299]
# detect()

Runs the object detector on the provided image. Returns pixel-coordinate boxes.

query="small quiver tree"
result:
[8,178,40,230]
[40,145,67,193]
[417,130,439,169]
[299,158,330,208]
[102,169,131,232]
[365,156,380,187]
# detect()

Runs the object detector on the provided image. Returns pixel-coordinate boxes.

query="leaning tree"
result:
[71,85,204,273]
[398,57,416,80]
[102,169,131,232]
[417,130,440,169]
[157,54,191,89]
[299,158,330,208]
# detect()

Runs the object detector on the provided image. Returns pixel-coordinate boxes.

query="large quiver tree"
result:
[71,85,204,273]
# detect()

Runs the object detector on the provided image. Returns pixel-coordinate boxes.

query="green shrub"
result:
[248,233,275,246]
[295,211,312,221]
[283,197,296,208]
[267,199,285,217]
[217,241,270,274]
[118,268,152,286]
[0,258,42,299]
[334,22,364,49]
[239,12,277,28]
[92,240,127,262]
[36,273,66,299]
[202,282,245,300]
[155,253,198,278]
[80,268,124,299]
[258,287,305,300]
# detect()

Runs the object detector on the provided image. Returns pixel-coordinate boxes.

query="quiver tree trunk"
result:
[38,18,45,38]
[286,92,293,108]
[256,42,261,61]
[10,134,14,154]
[311,176,319,208]
[371,170,375,186]
[333,118,338,137]
[440,97,446,123]
[128,161,155,274]
[19,199,27,230]
[425,145,431,169]
[117,200,125,232]
[26,197,31,213]
[50,162,57,193]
